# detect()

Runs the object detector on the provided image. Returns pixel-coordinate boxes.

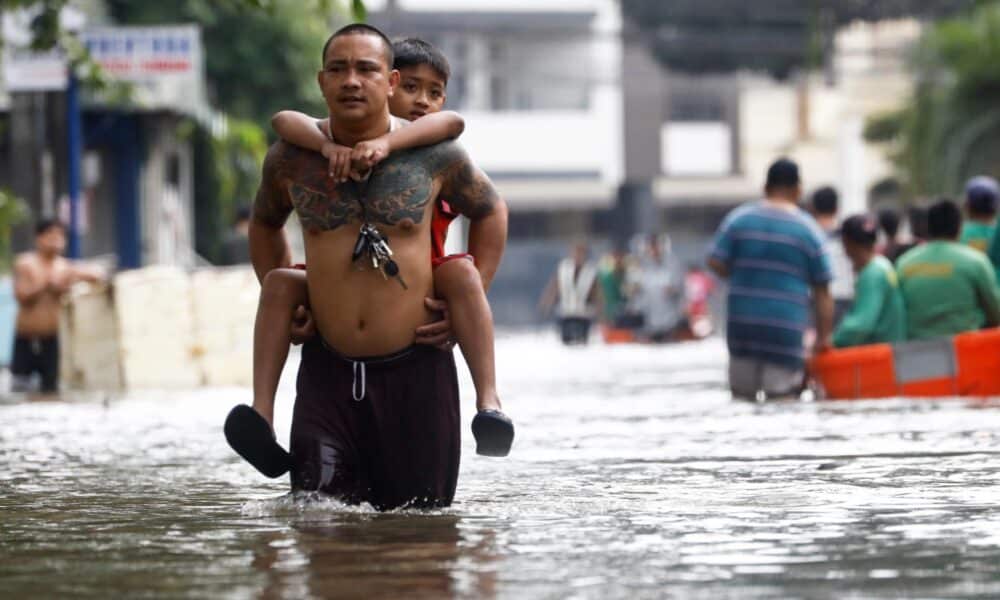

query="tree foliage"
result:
[102,0,364,261]
[0,188,28,269]
[620,0,982,78]
[2,0,367,263]
[865,2,1000,198]
[106,0,339,127]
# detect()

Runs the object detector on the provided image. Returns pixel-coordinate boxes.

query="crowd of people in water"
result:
[540,156,1000,400]
[707,158,999,399]
[539,235,716,346]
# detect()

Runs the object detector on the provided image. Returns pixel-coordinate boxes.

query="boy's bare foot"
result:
[475,392,502,413]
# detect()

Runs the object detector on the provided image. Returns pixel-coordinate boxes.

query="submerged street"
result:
[2,332,1000,599]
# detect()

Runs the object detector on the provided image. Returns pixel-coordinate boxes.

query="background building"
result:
[365,0,921,324]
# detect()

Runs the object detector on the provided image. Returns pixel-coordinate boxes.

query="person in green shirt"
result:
[990,219,1000,281]
[959,176,998,253]
[833,215,907,347]
[595,246,633,325]
[897,199,1000,340]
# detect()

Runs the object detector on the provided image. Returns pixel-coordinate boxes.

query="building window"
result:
[432,33,592,111]
[669,92,726,122]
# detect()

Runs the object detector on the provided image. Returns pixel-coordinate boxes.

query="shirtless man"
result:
[12,219,102,393]
[246,24,507,510]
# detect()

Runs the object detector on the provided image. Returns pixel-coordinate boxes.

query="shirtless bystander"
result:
[12,219,102,393]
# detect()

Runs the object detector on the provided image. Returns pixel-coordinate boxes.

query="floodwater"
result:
[2,333,1000,599]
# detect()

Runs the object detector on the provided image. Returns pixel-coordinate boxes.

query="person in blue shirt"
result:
[708,158,834,400]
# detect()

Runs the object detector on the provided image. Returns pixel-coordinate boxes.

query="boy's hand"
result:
[415,297,454,350]
[289,305,317,345]
[351,138,391,173]
[321,142,353,183]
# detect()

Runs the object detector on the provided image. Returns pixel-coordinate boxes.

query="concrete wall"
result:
[60,265,257,390]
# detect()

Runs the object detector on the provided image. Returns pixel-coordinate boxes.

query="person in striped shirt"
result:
[708,158,834,400]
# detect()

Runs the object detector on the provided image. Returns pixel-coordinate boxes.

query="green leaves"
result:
[875,2,1000,198]
[351,0,367,22]
[0,189,28,270]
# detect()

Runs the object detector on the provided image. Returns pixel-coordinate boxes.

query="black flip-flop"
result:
[471,409,514,457]
[224,404,291,478]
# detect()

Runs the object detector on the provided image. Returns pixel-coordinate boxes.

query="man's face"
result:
[318,34,398,123]
[842,239,867,270]
[36,226,66,256]
[389,64,447,121]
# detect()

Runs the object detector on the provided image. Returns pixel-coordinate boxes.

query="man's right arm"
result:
[976,258,1000,326]
[832,269,880,347]
[249,143,294,283]
[13,256,46,305]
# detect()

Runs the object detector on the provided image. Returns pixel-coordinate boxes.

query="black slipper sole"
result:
[472,410,514,457]
[224,405,291,478]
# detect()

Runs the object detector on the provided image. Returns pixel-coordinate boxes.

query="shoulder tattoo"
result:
[428,141,499,220]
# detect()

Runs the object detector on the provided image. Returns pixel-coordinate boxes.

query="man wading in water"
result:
[12,219,102,393]
[244,24,507,510]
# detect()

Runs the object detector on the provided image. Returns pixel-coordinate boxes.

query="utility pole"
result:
[66,73,82,258]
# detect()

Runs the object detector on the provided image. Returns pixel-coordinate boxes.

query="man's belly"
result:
[16,300,60,337]
[304,237,435,357]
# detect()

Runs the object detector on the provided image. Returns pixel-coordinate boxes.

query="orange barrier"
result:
[600,325,636,344]
[955,328,1000,396]
[810,343,896,399]
[811,327,1000,400]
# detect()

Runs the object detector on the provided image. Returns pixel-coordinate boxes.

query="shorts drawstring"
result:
[352,361,366,402]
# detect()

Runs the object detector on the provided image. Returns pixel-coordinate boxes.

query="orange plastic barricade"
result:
[811,327,1000,400]
[601,325,636,344]
[955,328,1000,396]
[810,343,896,400]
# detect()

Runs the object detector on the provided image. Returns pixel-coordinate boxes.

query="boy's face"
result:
[389,64,447,121]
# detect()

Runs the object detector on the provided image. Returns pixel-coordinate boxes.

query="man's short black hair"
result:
[322,23,394,68]
[841,214,878,247]
[927,198,962,239]
[35,218,65,236]
[877,207,900,238]
[392,37,450,83]
[811,186,839,216]
[765,158,800,191]
[965,176,999,217]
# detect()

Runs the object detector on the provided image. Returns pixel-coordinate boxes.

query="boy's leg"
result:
[433,258,500,412]
[253,268,309,427]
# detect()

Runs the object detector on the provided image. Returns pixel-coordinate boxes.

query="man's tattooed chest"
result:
[287,160,434,232]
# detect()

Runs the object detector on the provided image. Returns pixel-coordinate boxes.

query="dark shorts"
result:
[11,335,59,392]
[290,338,461,511]
[558,317,592,345]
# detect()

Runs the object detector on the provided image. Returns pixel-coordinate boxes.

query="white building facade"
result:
[368,1,919,235]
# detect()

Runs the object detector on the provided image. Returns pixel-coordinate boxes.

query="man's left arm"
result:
[975,258,1000,326]
[68,261,104,285]
[436,143,508,290]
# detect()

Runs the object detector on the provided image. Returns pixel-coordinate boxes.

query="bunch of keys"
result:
[351,222,408,289]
